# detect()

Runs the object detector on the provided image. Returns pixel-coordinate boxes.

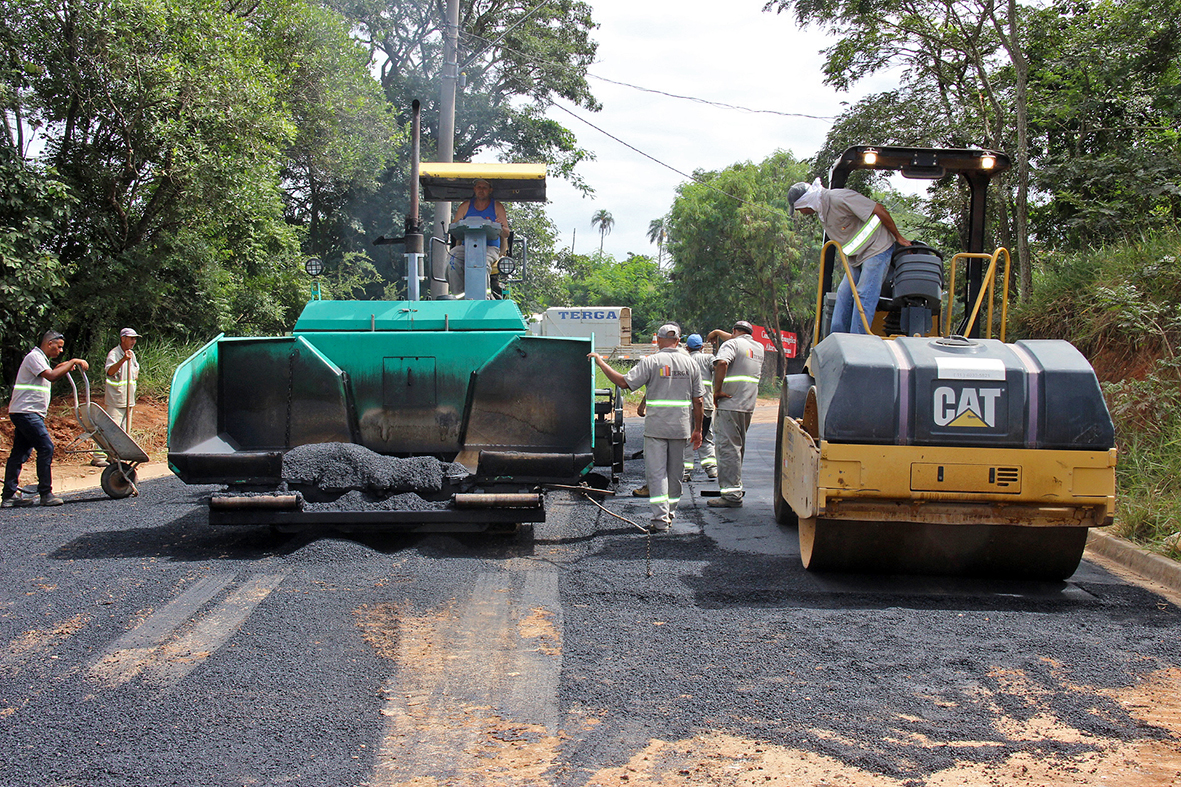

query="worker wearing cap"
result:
[447,179,510,298]
[3,331,90,508]
[787,178,910,334]
[96,329,141,468]
[708,321,764,508]
[682,333,717,481]
[590,324,703,532]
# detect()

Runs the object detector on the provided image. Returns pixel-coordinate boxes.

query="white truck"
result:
[529,307,657,359]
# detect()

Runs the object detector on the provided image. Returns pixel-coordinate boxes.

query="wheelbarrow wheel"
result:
[101,462,137,499]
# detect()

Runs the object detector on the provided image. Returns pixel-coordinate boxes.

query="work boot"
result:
[705,467,718,480]
[682,471,692,482]
[632,485,649,497]
[2,494,34,509]
[707,497,742,508]
[90,457,109,468]
[649,520,670,532]
[39,493,64,507]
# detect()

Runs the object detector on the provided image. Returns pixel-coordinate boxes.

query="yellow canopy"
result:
[419,162,547,202]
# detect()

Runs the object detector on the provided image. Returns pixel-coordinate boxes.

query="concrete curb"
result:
[1086,529,1181,594]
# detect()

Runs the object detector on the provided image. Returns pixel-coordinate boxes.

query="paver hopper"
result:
[168,299,601,530]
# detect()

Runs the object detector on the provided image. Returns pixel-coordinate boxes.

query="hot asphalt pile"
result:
[282,443,468,510]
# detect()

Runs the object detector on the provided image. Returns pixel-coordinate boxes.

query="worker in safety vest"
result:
[682,333,717,481]
[93,328,142,468]
[590,324,703,532]
[706,321,764,508]
[788,178,910,334]
[3,331,90,508]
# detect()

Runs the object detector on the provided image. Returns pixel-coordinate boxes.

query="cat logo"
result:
[933,386,1003,428]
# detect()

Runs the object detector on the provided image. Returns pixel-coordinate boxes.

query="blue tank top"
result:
[462,201,500,248]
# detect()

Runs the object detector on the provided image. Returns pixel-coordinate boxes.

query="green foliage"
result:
[333,0,600,195]
[668,151,818,357]
[500,202,567,316]
[1009,229,1181,556]
[0,149,73,373]
[563,253,670,335]
[1010,233,1181,356]
[1025,0,1181,247]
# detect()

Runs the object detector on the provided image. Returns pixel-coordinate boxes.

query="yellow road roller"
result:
[773,146,1116,579]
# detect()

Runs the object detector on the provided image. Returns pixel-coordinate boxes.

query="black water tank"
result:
[892,243,944,307]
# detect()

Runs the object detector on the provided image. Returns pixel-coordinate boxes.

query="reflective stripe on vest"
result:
[13,383,48,392]
[647,399,691,407]
[723,375,759,384]
[844,214,882,255]
[107,379,133,387]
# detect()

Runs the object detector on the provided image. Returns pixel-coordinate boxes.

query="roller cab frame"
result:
[774,146,1117,579]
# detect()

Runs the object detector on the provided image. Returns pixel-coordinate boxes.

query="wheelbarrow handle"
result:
[64,367,92,424]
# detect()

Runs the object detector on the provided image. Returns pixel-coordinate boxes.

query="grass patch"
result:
[1011,229,1181,558]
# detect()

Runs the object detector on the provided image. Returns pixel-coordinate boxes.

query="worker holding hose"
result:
[590,324,703,532]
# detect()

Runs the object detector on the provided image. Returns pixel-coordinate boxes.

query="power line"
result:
[459,31,835,122]
[550,101,793,222]
[587,74,836,121]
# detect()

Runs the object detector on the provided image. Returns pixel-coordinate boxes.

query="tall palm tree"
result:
[647,217,668,267]
[591,209,614,254]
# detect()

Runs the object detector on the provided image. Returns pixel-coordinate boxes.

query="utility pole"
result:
[434,0,461,297]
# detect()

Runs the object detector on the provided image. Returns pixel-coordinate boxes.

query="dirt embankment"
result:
[1,395,170,487]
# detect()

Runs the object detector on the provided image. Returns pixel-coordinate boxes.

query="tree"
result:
[647,217,669,268]
[0,149,73,379]
[331,0,600,185]
[591,209,614,253]
[500,202,569,316]
[668,151,820,372]
[765,0,1038,298]
[1023,0,1181,248]
[0,0,399,361]
[564,253,670,334]
[265,1,403,266]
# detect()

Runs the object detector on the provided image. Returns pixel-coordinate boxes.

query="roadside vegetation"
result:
[1011,229,1181,558]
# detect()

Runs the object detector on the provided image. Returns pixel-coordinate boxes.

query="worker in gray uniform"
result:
[590,324,703,531]
[682,333,717,481]
[708,320,764,508]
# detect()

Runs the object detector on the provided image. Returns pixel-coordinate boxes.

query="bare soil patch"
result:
[1,395,169,488]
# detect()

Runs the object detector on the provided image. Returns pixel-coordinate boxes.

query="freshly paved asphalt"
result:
[0,421,1177,785]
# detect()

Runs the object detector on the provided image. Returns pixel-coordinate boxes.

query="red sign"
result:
[750,324,797,358]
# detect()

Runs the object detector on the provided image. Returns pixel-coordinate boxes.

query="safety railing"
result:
[812,240,873,346]
[944,248,1011,341]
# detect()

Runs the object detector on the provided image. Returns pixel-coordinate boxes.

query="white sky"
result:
[500,0,904,260]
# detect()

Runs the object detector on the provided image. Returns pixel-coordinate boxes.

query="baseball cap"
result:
[656,324,680,339]
[120,328,141,338]
[732,320,754,334]
[686,333,703,349]
[787,181,809,214]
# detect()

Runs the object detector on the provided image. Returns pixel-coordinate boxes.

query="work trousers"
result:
[714,409,753,502]
[446,245,500,298]
[645,435,687,525]
[830,244,894,334]
[4,413,54,497]
[682,413,715,475]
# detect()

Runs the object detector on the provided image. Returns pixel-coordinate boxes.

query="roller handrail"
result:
[813,240,873,346]
[944,248,1012,341]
